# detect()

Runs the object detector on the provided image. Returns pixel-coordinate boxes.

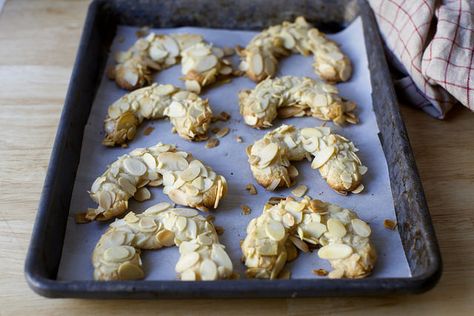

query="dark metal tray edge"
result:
[24,0,442,299]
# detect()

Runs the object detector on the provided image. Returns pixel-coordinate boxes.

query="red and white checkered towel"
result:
[368,0,473,118]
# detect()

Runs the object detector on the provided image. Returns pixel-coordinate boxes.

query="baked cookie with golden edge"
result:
[103,84,212,147]
[111,33,233,92]
[86,143,227,221]
[93,203,234,281]
[242,196,376,279]
[246,125,366,194]
[238,16,352,83]
[239,76,357,128]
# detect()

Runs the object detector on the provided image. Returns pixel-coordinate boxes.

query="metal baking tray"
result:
[25,0,442,298]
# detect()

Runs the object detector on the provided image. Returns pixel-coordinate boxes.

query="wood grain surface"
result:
[0,1,473,315]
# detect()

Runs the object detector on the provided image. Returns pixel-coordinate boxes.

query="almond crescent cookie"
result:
[238,16,352,83]
[86,143,227,221]
[111,33,233,92]
[103,84,212,147]
[247,125,366,194]
[239,76,357,128]
[93,203,234,281]
[242,196,376,279]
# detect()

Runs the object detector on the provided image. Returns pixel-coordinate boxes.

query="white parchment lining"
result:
[58,18,411,280]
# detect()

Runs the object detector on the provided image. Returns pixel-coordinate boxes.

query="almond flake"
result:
[241,205,251,215]
[206,138,219,149]
[216,127,229,138]
[384,219,397,230]
[318,244,353,260]
[291,185,308,197]
[313,269,328,276]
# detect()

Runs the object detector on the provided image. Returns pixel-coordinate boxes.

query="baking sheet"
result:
[58,18,411,280]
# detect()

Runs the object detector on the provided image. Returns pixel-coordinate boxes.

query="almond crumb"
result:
[206,138,219,149]
[384,219,397,230]
[235,136,243,143]
[291,184,308,197]
[143,126,155,136]
[216,127,229,138]
[241,205,251,215]
[75,212,90,224]
[313,269,328,276]
[215,226,225,235]
[245,183,257,195]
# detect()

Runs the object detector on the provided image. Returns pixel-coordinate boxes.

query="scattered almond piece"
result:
[75,212,91,224]
[217,111,231,121]
[313,269,329,276]
[216,127,229,138]
[143,126,155,136]
[291,184,308,197]
[135,26,150,38]
[235,136,243,143]
[215,226,225,235]
[206,138,220,149]
[241,205,251,215]
[245,183,258,195]
[268,196,285,205]
[384,219,397,230]
[206,214,215,223]
[211,127,220,134]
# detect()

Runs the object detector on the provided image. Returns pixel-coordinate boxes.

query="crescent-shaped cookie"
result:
[247,125,366,194]
[239,76,357,128]
[111,33,233,92]
[93,203,234,281]
[242,196,376,279]
[238,16,351,83]
[103,84,212,147]
[86,143,227,221]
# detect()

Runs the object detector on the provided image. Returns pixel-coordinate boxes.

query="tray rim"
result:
[24,0,442,298]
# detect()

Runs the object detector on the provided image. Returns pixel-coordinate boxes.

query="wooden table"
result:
[1,1,473,314]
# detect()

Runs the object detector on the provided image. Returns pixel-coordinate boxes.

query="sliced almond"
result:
[250,53,263,75]
[180,165,201,182]
[265,220,285,241]
[118,262,144,280]
[98,191,113,210]
[304,221,327,238]
[175,252,200,273]
[195,55,218,72]
[134,187,151,202]
[181,269,196,281]
[318,244,353,260]
[291,185,308,197]
[156,229,175,247]
[216,127,229,138]
[199,259,218,280]
[311,146,335,169]
[384,219,397,230]
[351,218,371,237]
[185,80,201,93]
[259,143,278,165]
[206,138,219,149]
[167,101,187,117]
[327,218,347,238]
[104,246,131,263]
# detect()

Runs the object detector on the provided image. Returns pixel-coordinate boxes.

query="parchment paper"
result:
[58,18,411,280]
